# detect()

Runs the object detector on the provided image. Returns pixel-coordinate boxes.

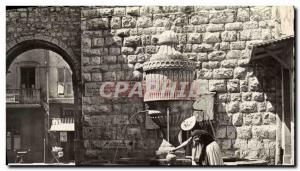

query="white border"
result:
[0,1,299,171]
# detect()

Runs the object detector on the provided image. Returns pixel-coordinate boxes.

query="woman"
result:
[170,129,223,165]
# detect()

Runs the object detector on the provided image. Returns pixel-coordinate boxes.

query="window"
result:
[20,67,35,89]
[57,67,73,97]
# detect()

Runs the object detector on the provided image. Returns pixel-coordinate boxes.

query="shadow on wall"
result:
[211,57,280,165]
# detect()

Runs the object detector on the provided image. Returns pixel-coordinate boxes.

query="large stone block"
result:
[146,45,157,54]
[227,79,240,92]
[237,8,250,22]
[237,59,250,66]
[225,22,243,31]
[187,33,202,44]
[220,42,230,50]
[105,36,122,47]
[103,72,117,81]
[252,113,262,125]
[209,10,235,24]
[252,126,268,140]
[113,7,126,16]
[217,93,230,102]
[103,55,117,64]
[240,101,257,113]
[226,101,240,113]
[190,12,209,25]
[213,68,233,79]
[174,16,188,26]
[261,29,272,40]
[91,38,104,48]
[262,112,276,125]
[109,47,121,56]
[82,37,92,48]
[137,16,152,28]
[268,125,276,140]
[248,77,260,91]
[196,53,208,61]
[216,126,227,138]
[243,21,259,29]
[207,51,226,61]
[124,36,141,47]
[233,138,248,150]
[98,8,113,16]
[82,73,91,82]
[230,41,246,50]
[257,102,267,112]
[247,139,263,151]
[209,80,226,92]
[121,47,135,55]
[252,92,264,102]
[240,80,248,92]
[197,69,213,79]
[206,24,224,32]
[195,25,207,33]
[239,29,262,41]
[202,61,220,69]
[226,50,242,59]
[91,73,102,81]
[227,126,236,139]
[221,59,237,68]
[221,31,237,42]
[116,29,130,37]
[192,44,214,52]
[234,67,247,78]
[266,101,275,112]
[111,17,122,29]
[177,33,187,44]
[236,126,252,139]
[203,32,221,43]
[126,7,140,16]
[127,55,137,64]
[242,92,252,101]
[250,6,272,21]
[87,18,109,30]
[232,113,243,126]
[231,93,241,102]
[122,16,137,28]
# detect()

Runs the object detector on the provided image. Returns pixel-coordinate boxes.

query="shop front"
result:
[49,117,75,163]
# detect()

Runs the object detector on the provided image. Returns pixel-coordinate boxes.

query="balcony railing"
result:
[6,89,41,104]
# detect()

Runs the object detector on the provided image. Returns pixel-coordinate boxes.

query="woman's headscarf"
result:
[191,129,215,165]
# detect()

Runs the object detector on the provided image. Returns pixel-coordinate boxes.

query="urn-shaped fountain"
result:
[143,30,196,148]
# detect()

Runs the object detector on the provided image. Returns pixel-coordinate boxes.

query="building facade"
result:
[6,6,295,165]
[6,49,75,163]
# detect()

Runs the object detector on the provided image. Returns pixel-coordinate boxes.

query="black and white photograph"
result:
[4,4,295,167]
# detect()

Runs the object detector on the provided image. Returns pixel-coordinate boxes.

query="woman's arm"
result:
[172,137,192,152]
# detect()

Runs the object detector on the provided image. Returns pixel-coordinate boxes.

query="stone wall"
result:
[6,7,82,83]
[6,6,288,164]
[80,6,281,163]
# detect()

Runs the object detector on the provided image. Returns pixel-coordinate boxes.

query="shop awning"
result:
[250,35,294,70]
[49,118,74,132]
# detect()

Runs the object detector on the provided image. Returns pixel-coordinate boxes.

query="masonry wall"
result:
[80,6,281,163]
[6,6,288,164]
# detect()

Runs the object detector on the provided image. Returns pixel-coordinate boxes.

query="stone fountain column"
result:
[142,30,196,156]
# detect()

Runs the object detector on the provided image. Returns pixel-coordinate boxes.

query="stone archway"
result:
[6,35,81,101]
[6,35,82,163]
